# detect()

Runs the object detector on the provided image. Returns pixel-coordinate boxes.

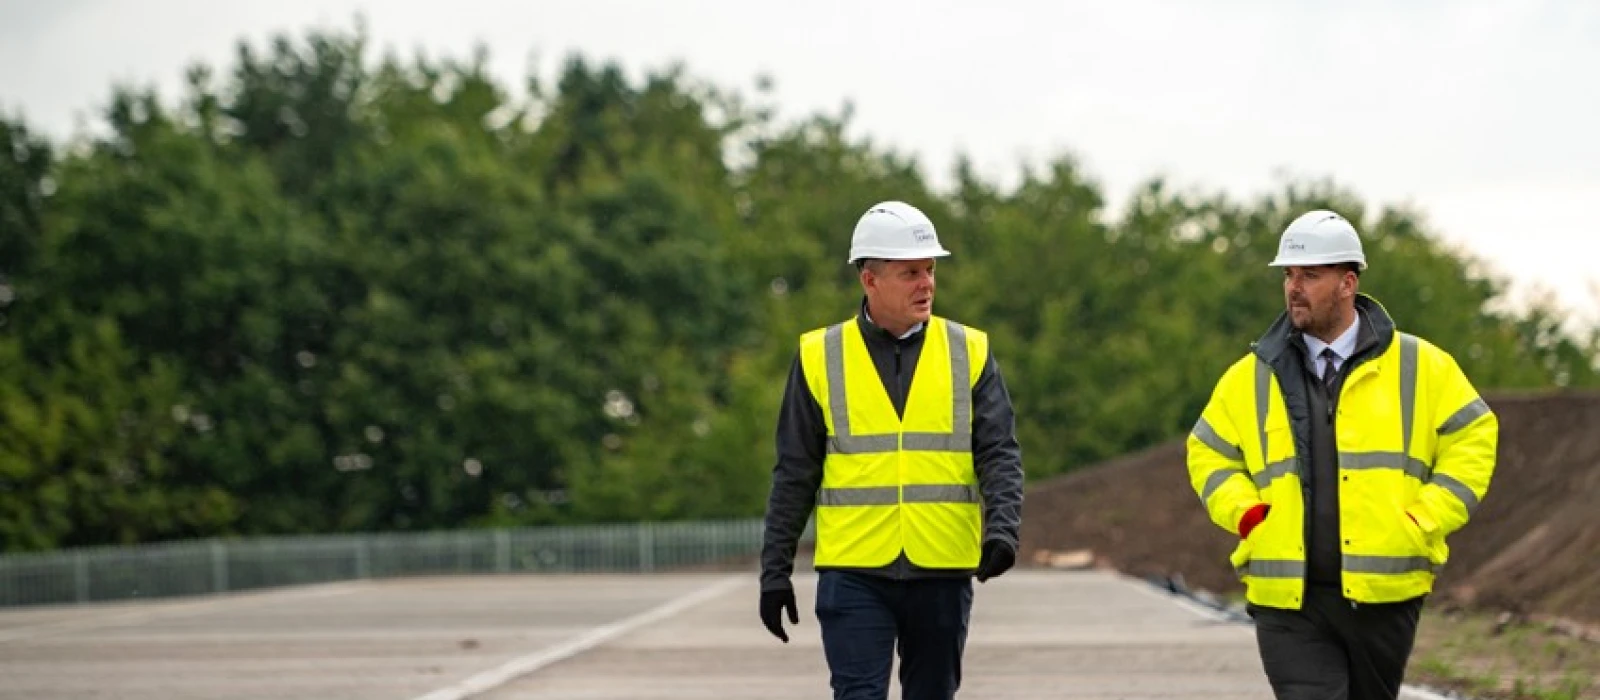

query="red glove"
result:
[1239,504,1270,539]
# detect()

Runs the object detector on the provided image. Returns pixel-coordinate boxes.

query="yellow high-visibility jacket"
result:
[1187,296,1498,609]
[799,315,988,569]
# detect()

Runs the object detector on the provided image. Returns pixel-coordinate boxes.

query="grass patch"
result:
[1408,607,1598,700]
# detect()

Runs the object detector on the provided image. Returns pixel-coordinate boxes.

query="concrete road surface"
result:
[0,575,721,699]
[477,570,1270,700]
[0,569,1454,699]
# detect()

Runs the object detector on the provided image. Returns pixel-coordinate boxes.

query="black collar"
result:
[1253,294,1396,365]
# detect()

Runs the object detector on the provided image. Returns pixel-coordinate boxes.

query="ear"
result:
[1342,270,1359,298]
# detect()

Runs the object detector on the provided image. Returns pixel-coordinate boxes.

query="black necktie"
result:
[1320,348,1340,392]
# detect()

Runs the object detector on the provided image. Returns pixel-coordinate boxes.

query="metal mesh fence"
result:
[0,518,809,607]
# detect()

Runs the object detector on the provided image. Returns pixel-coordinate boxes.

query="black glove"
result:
[975,540,1016,583]
[760,588,798,642]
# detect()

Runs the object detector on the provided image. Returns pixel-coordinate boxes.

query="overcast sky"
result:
[3,0,1597,328]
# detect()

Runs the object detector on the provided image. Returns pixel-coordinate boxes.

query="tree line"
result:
[0,27,1593,551]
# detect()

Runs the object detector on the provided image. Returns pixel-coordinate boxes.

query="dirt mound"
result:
[1019,391,1600,625]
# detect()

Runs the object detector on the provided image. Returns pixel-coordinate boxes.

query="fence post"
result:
[355,537,371,579]
[494,530,510,573]
[210,540,229,593]
[560,526,573,572]
[74,551,89,603]
[639,522,654,573]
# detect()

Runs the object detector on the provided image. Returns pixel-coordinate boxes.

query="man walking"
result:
[1186,210,1499,700]
[760,200,1025,699]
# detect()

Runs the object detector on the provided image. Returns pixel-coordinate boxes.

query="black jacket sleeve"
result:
[972,348,1024,551]
[759,352,826,592]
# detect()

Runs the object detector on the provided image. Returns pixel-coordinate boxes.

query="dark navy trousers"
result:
[814,570,973,700]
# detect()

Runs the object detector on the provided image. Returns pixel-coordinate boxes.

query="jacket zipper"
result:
[1332,362,1379,610]
[894,340,906,576]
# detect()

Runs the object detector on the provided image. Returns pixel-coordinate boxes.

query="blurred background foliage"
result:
[1,27,1594,551]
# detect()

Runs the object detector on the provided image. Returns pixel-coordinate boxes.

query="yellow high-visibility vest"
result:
[799,316,988,569]
[1187,329,1498,608]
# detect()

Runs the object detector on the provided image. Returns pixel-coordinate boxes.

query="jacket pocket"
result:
[1229,507,1271,573]
[1229,538,1252,575]
[1400,511,1448,565]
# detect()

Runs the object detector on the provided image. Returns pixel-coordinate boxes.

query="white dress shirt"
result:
[1303,314,1361,379]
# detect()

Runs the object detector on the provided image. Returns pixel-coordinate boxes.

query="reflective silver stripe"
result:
[1192,417,1243,461]
[823,324,851,437]
[903,484,979,503]
[1251,361,1290,490]
[1251,458,1299,489]
[1400,333,1482,515]
[1238,559,1304,578]
[1429,473,1480,514]
[947,322,972,438]
[1340,451,1431,481]
[1399,333,1418,461]
[1254,358,1271,468]
[818,486,899,506]
[902,432,968,452]
[1439,397,1490,435]
[1201,467,1245,502]
[828,431,968,454]
[816,485,979,505]
[822,321,971,456]
[1344,554,1433,575]
[898,322,971,452]
[828,434,900,455]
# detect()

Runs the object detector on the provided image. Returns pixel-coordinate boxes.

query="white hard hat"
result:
[847,201,952,264]
[1268,210,1367,270]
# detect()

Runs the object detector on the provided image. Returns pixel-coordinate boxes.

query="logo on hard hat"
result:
[911,227,935,243]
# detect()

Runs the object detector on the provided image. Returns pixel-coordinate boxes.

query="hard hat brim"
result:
[1268,253,1368,271]
[847,247,952,264]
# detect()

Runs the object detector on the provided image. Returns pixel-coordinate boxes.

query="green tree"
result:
[0,25,1593,550]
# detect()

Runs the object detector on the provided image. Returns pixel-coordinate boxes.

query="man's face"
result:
[1283,264,1356,337]
[863,258,937,330]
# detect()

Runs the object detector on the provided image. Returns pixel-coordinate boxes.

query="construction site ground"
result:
[0,568,1479,700]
